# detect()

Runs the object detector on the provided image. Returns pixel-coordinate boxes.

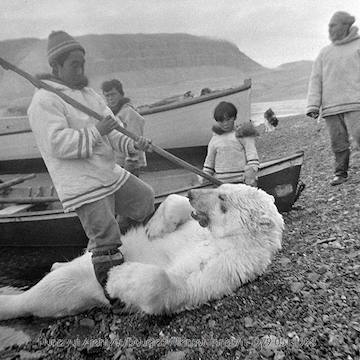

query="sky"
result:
[2,0,360,68]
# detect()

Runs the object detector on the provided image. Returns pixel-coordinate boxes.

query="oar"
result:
[0,57,222,186]
[0,174,36,191]
[0,196,58,204]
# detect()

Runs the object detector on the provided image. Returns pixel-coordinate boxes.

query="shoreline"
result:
[251,98,306,126]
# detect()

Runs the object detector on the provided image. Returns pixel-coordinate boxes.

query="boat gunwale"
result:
[139,80,251,115]
[0,129,32,137]
[259,151,304,170]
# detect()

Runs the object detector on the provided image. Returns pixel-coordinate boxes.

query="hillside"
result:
[0,33,312,111]
[250,61,313,102]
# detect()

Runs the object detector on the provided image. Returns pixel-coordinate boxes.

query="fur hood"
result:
[236,122,259,138]
[211,124,226,135]
[110,97,131,115]
[212,122,259,137]
[333,26,360,45]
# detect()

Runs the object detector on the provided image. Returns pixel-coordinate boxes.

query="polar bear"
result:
[0,184,283,320]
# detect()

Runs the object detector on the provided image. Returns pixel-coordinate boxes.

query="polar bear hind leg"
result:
[0,256,106,320]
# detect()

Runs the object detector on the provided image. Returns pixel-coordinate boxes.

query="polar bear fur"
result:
[0,184,283,320]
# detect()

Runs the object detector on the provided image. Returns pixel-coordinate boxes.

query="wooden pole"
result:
[0,57,223,186]
[0,196,58,204]
[0,174,36,191]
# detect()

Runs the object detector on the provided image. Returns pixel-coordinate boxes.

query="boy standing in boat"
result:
[27,31,154,309]
[200,101,259,185]
[101,79,146,177]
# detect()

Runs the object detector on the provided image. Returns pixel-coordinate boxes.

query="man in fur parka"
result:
[306,11,360,186]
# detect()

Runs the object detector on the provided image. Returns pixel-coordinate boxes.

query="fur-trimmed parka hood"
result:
[212,122,259,137]
[110,97,131,115]
[235,122,259,138]
[333,26,360,45]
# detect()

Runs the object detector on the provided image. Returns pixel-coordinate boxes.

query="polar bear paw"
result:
[145,194,192,240]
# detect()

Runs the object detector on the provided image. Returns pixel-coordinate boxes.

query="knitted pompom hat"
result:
[47,30,85,65]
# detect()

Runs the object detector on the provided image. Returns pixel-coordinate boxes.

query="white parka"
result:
[28,80,137,212]
[202,123,259,183]
[306,27,360,117]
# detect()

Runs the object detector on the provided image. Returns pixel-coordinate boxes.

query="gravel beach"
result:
[1,115,359,360]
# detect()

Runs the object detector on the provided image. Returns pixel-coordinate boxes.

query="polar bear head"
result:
[188,183,283,247]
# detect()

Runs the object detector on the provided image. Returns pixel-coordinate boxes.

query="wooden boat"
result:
[0,80,251,174]
[0,151,304,247]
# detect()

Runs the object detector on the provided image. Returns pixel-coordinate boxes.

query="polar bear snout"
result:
[188,189,218,228]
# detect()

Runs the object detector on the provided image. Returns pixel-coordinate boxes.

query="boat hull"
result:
[0,211,86,247]
[257,155,303,212]
[141,84,251,148]
[0,152,304,247]
[0,82,251,174]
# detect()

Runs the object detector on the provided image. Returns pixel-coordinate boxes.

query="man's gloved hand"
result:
[197,174,207,184]
[307,111,319,119]
[96,115,119,136]
[134,136,152,152]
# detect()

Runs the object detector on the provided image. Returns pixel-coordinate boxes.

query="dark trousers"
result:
[76,174,155,254]
[325,112,360,177]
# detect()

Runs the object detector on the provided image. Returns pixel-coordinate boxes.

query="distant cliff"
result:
[0,33,312,111]
[251,60,313,102]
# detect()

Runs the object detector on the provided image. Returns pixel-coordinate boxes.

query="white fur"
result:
[0,184,283,320]
[145,194,192,239]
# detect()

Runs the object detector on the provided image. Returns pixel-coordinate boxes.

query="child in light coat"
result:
[200,101,259,186]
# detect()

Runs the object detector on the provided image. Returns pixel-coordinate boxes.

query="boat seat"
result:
[0,204,35,215]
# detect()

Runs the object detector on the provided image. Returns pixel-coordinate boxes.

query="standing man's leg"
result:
[76,195,124,302]
[325,114,350,185]
[344,111,360,164]
[114,174,155,232]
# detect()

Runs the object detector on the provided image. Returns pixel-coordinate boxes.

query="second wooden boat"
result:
[0,151,304,247]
